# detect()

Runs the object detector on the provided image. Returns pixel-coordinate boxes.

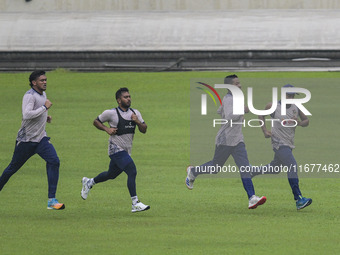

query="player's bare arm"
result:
[258,102,272,138]
[244,105,250,114]
[296,110,309,127]
[131,113,147,134]
[93,119,118,135]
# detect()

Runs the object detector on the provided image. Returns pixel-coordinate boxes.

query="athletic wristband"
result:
[43,105,48,110]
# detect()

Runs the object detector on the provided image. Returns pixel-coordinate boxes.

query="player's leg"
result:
[112,151,150,212]
[91,153,124,186]
[232,142,255,198]
[196,145,232,175]
[251,151,282,177]
[0,141,36,192]
[122,161,137,198]
[98,151,136,197]
[36,137,64,210]
[185,145,232,189]
[275,146,312,209]
[232,142,266,209]
[94,158,123,182]
[81,152,125,200]
[36,137,60,199]
[123,160,150,212]
[275,146,301,199]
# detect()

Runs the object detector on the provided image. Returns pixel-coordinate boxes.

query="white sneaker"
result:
[131,201,150,213]
[81,177,92,200]
[248,195,267,209]
[185,165,195,190]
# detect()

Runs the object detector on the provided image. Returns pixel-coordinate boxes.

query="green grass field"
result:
[0,70,339,255]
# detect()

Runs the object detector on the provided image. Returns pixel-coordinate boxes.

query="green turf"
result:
[0,70,339,255]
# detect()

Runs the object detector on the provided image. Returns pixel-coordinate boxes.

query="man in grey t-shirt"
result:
[186,74,266,209]
[255,84,312,210]
[81,87,150,213]
[0,70,65,210]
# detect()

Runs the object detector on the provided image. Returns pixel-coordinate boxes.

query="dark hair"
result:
[29,70,46,87]
[115,87,129,99]
[224,74,238,84]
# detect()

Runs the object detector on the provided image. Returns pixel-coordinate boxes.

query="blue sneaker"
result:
[296,196,312,210]
[47,198,65,210]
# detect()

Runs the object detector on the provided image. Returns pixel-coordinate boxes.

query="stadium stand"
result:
[1,0,340,71]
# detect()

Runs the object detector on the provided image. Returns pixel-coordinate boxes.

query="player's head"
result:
[283,84,298,99]
[116,87,131,109]
[29,70,46,87]
[224,74,241,89]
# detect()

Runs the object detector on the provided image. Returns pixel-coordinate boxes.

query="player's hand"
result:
[47,115,52,123]
[263,130,272,138]
[106,127,118,135]
[131,113,140,124]
[292,117,301,126]
[45,99,52,109]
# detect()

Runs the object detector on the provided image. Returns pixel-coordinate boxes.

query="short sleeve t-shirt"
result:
[215,93,244,146]
[98,107,144,155]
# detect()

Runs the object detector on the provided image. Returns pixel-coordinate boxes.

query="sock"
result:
[131,196,138,205]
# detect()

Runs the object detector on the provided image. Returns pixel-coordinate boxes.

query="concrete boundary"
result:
[1,50,340,72]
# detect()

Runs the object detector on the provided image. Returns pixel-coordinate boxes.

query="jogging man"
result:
[0,70,65,210]
[186,74,266,209]
[81,87,150,213]
[252,84,312,210]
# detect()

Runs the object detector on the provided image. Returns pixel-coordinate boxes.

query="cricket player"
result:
[254,84,312,210]
[0,70,65,210]
[186,74,267,209]
[81,87,150,213]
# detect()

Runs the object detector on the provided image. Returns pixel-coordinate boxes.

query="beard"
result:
[121,101,131,108]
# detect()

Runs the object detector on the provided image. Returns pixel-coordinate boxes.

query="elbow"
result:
[22,113,30,120]
[93,119,99,127]
[300,119,309,127]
